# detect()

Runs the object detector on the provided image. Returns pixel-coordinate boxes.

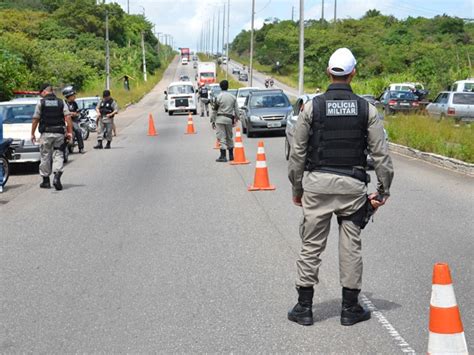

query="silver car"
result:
[426,91,474,122]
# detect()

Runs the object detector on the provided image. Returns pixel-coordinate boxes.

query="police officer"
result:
[287,48,394,326]
[31,84,73,191]
[94,90,118,149]
[62,86,85,154]
[198,83,210,117]
[210,80,240,162]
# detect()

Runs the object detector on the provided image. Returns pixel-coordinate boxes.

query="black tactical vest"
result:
[39,94,65,133]
[66,100,78,113]
[200,87,209,98]
[305,84,369,170]
[99,99,115,116]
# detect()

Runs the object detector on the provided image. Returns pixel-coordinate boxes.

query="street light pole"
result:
[298,0,304,95]
[141,31,147,82]
[105,10,110,90]
[211,12,215,56]
[217,8,220,56]
[249,0,255,86]
[222,3,226,55]
[226,0,230,79]
[127,0,129,14]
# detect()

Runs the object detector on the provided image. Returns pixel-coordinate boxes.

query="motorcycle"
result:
[78,108,97,139]
[265,79,274,88]
[0,138,14,189]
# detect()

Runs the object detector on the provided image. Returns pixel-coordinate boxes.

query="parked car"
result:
[379,90,420,115]
[232,68,240,75]
[236,87,259,108]
[239,72,248,82]
[426,91,474,122]
[179,75,190,82]
[240,89,292,138]
[193,61,198,69]
[164,81,197,115]
[0,98,41,163]
[450,79,474,92]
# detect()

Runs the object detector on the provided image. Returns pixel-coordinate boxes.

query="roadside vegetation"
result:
[0,0,174,104]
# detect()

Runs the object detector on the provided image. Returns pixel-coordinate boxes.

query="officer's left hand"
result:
[31,135,36,144]
[66,133,73,141]
[369,192,388,209]
[293,196,303,207]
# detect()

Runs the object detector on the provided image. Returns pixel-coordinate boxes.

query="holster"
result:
[337,196,376,230]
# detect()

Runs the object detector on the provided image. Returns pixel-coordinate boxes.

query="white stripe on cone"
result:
[256,160,267,168]
[257,147,265,154]
[235,142,243,148]
[236,132,242,138]
[428,332,468,354]
[431,284,458,308]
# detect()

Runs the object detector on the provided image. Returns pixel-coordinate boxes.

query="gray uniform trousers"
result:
[39,133,64,177]
[297,189,366,290]
[215,123,234,150]
[97,117,113,142]
[200,98,209,115]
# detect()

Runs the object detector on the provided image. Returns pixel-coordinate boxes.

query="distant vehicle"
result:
[379,90,420,115]
[426,91,474,122]
[193,61,198,69]
[76,96,100,122]
[164,81,197,116]
[179,75,190,81]
[387,82,428,100]
[181,57,188,65]
[240,89,292,138]
[197,62,217,85]
[221,57,227,64]
[192,56,198,62]
[180,48,190,61]
[232,68,240,75]
[228,89,237,97]
[451,79,474,92]
[238,72,248,82]
[0,98,41,163]
[208,83,221,104]
[236,87,259,108]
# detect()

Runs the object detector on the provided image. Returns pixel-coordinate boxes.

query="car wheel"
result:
[193,110,197,115]
[247,127,254,138]
[285,137,290,161]
[165,107,168,113]
[0,156,9,187]
[168,111,173,116]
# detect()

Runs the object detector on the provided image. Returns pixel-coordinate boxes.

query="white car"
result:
[236,87,259,108]
[181,57,189,65]
[451,79,474,92]
[164,81,197,115]
[0,98,41,163]
[76,96,100,122]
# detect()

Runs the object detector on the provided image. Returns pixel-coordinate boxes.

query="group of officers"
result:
[31,84,118,190]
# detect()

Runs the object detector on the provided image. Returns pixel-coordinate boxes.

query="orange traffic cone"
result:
[428,263,468,354]
[230,127,250,165]
[147,113,157,136]
[248,141,275,191]
[185,113,196,135]
[213,139,220,149]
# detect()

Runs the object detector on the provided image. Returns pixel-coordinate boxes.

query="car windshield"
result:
[0,104,36,124]
[228,90,237,96]
[168,85,194,95]
[453,93,474,105]
[238,89,253,98]
[77,99,99,110]
[249,94,289,108]
[200,72,214,78]
[389,91,416,100]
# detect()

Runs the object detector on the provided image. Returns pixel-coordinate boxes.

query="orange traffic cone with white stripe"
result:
[428,263,468,354]
[147,113,157,136]
[213,139,220,149]
[248,141,275,191]
[185,112,196,135]
[230,127,250,165]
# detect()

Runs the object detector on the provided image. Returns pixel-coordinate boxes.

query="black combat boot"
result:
[216,149,227,162]
[94,141,103,149]
[340,287,371,326]
[201,112,204,117]
[53,172,63,191]
[228,148,234,161]
[206,111,209,117]
[105,141,111,149]
[288,286,314,326]
[40,176,51,189]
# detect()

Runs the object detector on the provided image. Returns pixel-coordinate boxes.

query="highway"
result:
[1,57,473,353]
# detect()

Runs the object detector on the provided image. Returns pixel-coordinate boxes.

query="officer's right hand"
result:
[31,135,36,144]
[293,196,303,207]
[369,193,388,209]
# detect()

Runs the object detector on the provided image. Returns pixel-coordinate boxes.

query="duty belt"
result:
[217,113,234,119]
[314,167,370,184]
[44,126,65,134]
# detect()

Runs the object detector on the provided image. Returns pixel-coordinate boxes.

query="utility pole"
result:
[292,6,295,21]
[298,0,304,95]
[105,10,110,90]
[127,0,129,14]
[334,0,337,23]
[226,0,230,79]
[222,3,226,55]
[211,12,215,56]
[249,0,255,86]
[322,0,324,20]
[217,8,220,56]
[141,32,147,81]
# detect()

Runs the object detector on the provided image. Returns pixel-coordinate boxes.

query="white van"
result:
[451,79,474,92]
[164,81,197,115]
[181,57,188,65]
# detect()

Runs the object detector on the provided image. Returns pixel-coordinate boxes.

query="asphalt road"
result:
[1,58,473,353]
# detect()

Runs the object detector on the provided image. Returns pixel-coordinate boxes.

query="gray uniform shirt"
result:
[97,99,119,122]
[210,91,240,125]
[33,100,71,120]
[288,99,394,198]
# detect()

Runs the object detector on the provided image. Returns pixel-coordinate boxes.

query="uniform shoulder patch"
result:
[44,100,59,107]
[326,100,358,116]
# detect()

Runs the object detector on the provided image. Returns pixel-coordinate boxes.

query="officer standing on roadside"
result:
[31,84,73,191]
[198,83,210,117]
[210,80,240,162]
[62,86,85,154]
[287,48,394,326]
[94,90,118,149]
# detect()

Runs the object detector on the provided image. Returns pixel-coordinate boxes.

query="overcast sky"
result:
[111,0,474,50]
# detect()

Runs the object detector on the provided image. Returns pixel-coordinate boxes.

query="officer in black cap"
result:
[62,86,85,154]
[94,90,118,149]
[287,48,394,326]
[31,83,73,190]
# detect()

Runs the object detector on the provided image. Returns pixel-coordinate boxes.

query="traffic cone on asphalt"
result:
[213,139,220,149]
[230,127,250,165]
[248,141,275,191]
[147,113,157,136]
[427,263,468,354]
[185,112,196,135]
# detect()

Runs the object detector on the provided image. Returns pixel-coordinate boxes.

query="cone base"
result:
[230,160,250,165]
[147,133,157,136]
[185,132,197,135]
[248,185,276,191]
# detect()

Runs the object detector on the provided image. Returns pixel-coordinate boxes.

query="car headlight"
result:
[250,115,260,122]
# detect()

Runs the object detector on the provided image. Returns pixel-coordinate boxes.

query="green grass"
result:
[385,115,474,163]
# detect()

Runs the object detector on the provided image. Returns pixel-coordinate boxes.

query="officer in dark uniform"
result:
[287,48,394,326]
[198,83,210,117]
[94,90,118,149]
[31,83,73,190]
[62,86,85,154]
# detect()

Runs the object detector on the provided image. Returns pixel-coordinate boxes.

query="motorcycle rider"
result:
[198,83,210,117]
[62,86,85,154]
[94,90,118,150]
